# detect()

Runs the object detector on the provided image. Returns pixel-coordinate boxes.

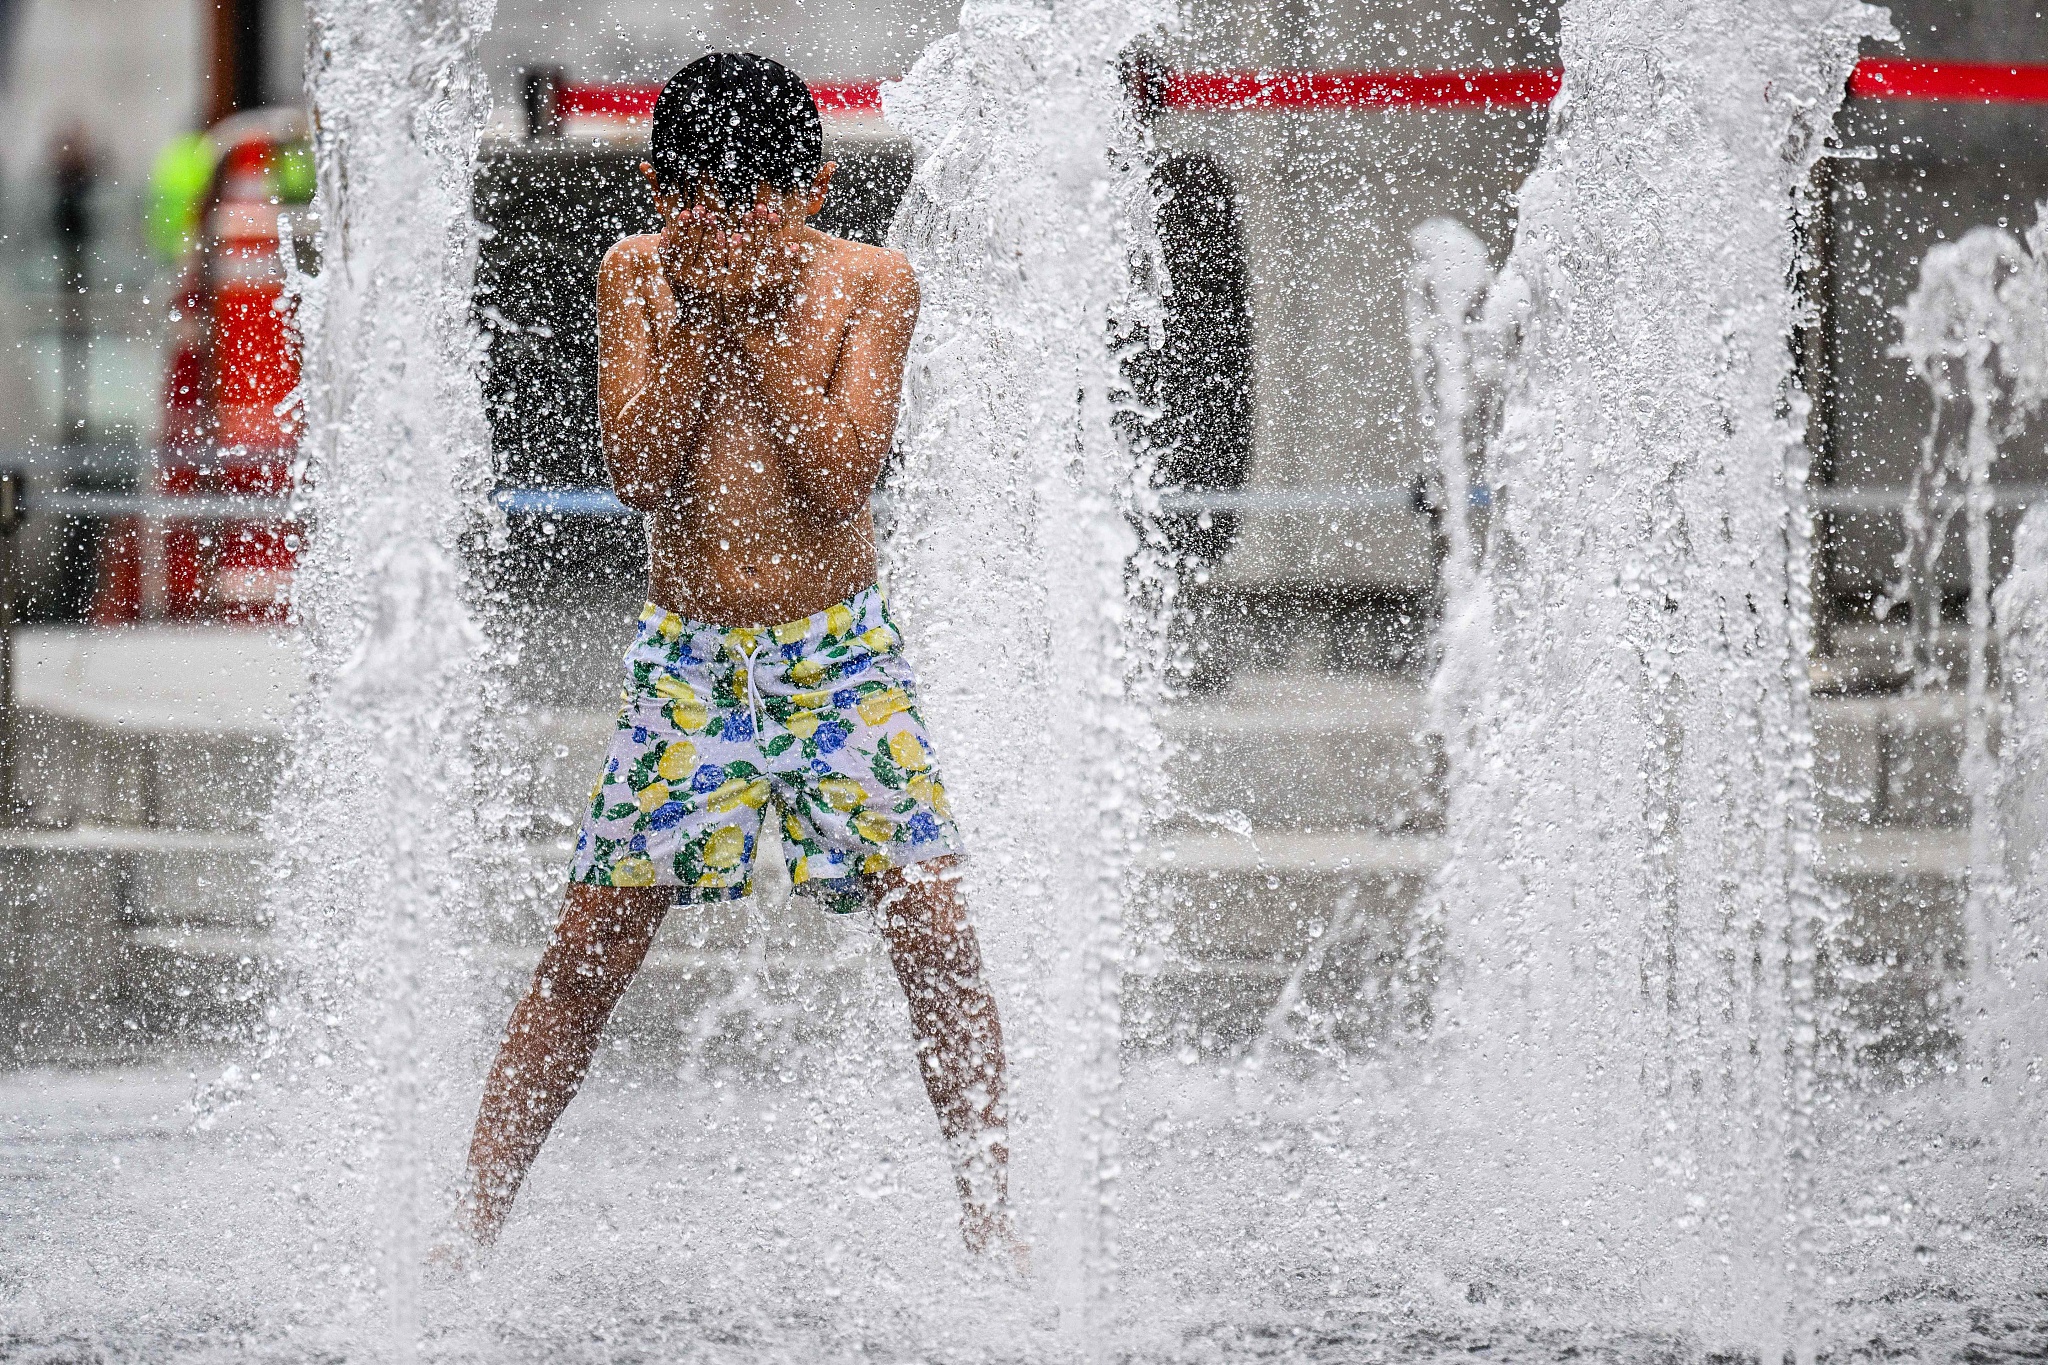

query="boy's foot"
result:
[423,1235,483,1285]
[963,1205,1031,1279]
[424,1204,495,1285]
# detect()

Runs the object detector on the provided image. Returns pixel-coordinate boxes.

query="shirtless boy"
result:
[458,52,1012,1256]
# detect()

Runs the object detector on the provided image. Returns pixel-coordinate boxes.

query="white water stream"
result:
[1422,0,1884,1349]
[272,0,503,1352]
[882,0,1169,1327]
[1890,212,2048,1142]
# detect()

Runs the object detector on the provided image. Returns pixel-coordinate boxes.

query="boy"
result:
[459,53,1013,1258]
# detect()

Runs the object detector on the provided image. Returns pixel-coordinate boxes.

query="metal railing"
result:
[24,489,303,520]
[485,482,2048,520]
[2,463,2042,526]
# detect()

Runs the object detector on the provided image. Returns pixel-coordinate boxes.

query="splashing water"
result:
[1405,216,1526,757]
[1404,217,1520,594]
[14,2,1174,1356]
[279,0,1168,1355]
[1421,0,1886,1349]
[1991,508,2048,1111]
[1891,210,2048,1116]
[882,0,1169,1326]
[271,0,500,1352]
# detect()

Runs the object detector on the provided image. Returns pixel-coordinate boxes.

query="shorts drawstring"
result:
[737,640,767,739]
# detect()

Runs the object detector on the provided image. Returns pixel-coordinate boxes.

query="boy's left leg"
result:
[871,857,1015,1256]
[461,883,674,1245]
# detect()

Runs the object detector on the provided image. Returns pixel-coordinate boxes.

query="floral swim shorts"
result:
[568,585,964,913]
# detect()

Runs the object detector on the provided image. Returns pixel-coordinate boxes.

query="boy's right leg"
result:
[871,859,1017,1259]
[460,882,672,1245]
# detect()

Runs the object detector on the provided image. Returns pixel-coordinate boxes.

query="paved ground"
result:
[2,1045,2044,1364]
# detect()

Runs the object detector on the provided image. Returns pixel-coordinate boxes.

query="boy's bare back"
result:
[596,192,919,628]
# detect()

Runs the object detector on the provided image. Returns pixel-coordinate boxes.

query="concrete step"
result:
[7,625,294,832]
[1161,672,1439,835]
[33,820,1959,952]
[0,624,1996,1064]
[8,708,281,832]
[7,685,1986,854]
[1,642,1982,929]
[1165,677,1988,841]
[1814,692,1992,831]
[0,820,1970,1062]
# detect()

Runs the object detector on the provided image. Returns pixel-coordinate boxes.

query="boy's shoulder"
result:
[600,231,663,275]
[814,233,917,298]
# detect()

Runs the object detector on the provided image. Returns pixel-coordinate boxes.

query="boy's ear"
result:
[805,162,836,216]
[639,161,674,216]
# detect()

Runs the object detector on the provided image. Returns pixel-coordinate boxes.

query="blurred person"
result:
[0,24,44,446]
[49,125,95,444]
[457,53,1020,1266]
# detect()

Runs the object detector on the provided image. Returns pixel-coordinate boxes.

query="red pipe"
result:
[810,81,885,113]
[1159,58,2048,110]
[1848,57,2048,103]
[553,84,656,119]
[1161,67,1562,110]
[551,57,2048,124]
[555,80,881,120]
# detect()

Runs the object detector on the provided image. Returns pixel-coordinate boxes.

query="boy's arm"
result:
[756,254,919,520]
[596,240,713,513]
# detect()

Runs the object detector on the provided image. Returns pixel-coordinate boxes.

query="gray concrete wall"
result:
[1157,105,1543,590]
[1157,0,1558,593]
[476,0,956,101]
[1881,0,2048,61]
[1820,0,2048,605]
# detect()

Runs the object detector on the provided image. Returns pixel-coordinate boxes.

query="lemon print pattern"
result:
[567,585,963,913]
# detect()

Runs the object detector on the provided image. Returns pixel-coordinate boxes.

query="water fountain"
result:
[1891,212,2048,1127]
[882,0,1169,1328]
[274,0,501,1350]
[1420,0,1887,1349]
[13,0,2048,1360]
[254,0,1176,1354]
